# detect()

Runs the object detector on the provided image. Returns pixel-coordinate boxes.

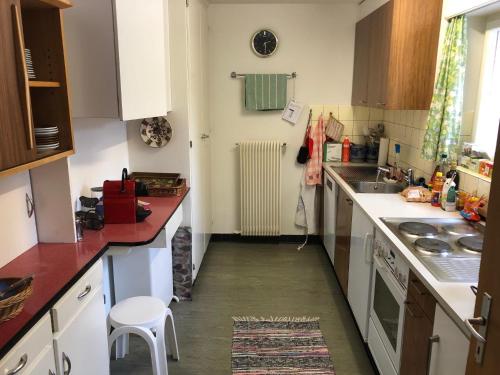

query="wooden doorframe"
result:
[465,132,500,373]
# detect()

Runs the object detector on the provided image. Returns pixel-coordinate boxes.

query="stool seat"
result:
[110,296,166,328]
[107,296,179,375]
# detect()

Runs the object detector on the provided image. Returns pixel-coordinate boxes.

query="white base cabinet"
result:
[0,314,56,375]
[348,203,374,341]
[428,305,469,375]
[52,260,109,375]
[323,173,337,265]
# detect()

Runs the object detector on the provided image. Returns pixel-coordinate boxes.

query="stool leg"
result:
[109,326,161,375]
[156,319,169,375]
[165,308,180,360]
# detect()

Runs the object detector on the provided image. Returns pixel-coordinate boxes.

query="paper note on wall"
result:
[282,100,304,125]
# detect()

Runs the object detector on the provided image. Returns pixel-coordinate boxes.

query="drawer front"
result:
[51,259,103,332]
[165,203,183,241]
[0,314,53,374]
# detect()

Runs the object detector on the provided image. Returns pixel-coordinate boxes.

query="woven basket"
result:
[0,279,33,323]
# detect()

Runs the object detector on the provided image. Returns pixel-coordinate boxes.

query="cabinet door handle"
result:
[49,370,56,375]
[6,354,28,375]
[426,335,440,375]
[77,285,92,300]
[376,102,386,107]
[62,352,72,375]
[11,4,34,150]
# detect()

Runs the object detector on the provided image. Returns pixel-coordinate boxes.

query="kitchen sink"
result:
[349,181,405,194]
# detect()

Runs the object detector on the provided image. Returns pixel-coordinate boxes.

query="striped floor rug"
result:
[232,317,336,374]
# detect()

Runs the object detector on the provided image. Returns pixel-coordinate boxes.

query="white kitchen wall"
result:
[68,119,130,209]
[0,173,38,267]
[208,3,357,235]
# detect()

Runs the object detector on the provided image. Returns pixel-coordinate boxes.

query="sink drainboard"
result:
[420,257,480,283]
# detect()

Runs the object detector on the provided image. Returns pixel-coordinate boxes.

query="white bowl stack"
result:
[25,49,36,79]
[35,126,60,154]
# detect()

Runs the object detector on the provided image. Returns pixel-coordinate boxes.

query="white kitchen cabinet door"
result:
[64,0,119,118]
[0,314,55,375]
[347,203,374,341]
[26,346,57,375]
[428,305,469,375]
[323,173,337,265]
[64,0,171,119]
[53,285,110,375]
[113,0,169,120]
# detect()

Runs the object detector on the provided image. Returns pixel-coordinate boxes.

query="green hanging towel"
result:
[245,74,288,111]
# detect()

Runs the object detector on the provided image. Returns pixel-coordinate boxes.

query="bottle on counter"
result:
[446,160,460,190]
[444,186,457,212]
[342,137,351,162]
[431,172,445,207]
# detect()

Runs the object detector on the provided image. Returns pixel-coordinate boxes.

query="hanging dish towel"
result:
[305,114,326,185]
[245,74,287,111]
[295,168,317,235]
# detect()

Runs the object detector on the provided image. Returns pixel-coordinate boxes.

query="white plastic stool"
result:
[107,296,179,375]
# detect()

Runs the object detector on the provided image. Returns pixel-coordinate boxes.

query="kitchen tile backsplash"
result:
[312,105,490,197]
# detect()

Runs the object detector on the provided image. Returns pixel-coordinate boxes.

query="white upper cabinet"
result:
[64,0,171,120]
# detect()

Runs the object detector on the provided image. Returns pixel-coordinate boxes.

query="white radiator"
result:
[239,141,282,236]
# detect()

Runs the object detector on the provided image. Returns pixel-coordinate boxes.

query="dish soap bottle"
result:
[444,186,457,212]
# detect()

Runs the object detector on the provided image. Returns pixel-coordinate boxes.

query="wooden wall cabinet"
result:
[64,0,171,120]
[0,0,74,178]
[351,0,443,110]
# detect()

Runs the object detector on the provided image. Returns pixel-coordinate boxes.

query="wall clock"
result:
[251,29,278,57]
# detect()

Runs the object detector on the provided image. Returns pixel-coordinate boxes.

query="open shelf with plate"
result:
[0,0,74,178]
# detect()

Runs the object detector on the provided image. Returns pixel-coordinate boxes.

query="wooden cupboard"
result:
[400,271,437,375]
[0,0,74,178]
[351,0,443,110]
[334,187,353,296]
[64,0,171,120]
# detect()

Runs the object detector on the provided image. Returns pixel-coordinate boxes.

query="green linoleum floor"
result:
[110,241,376,375]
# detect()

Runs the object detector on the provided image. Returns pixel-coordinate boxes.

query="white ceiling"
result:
[208,0,359,4]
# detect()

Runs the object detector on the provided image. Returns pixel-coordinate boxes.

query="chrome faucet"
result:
[403,168,414,187]
[375,166,391,190]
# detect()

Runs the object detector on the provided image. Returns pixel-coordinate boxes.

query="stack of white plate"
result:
[25,49,36,79]
[35,126,60,154]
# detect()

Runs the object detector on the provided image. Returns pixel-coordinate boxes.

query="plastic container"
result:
[431,172,444,207]
[342,137,351,162]
[441,178,456,210]
[444,187,457,212]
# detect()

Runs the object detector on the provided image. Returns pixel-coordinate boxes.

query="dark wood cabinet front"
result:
[334,188,353,296]
[351,0,442,110]
[400,271,437,375]
[351,16,370,107]
[0,0,37,171]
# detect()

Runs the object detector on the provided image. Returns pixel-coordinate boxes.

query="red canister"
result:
[342,137,351,162]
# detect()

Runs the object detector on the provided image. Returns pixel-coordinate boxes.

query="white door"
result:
[53,285,110,375]
[323,173,337,264]
[347,203,374,341]
[187,0,211,280]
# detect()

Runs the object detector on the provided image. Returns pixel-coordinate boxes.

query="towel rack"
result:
[230,72,297,79]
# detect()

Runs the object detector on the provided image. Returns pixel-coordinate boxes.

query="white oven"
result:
[368,230,409,375]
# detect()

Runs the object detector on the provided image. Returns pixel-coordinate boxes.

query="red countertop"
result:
[0,192,188,357]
